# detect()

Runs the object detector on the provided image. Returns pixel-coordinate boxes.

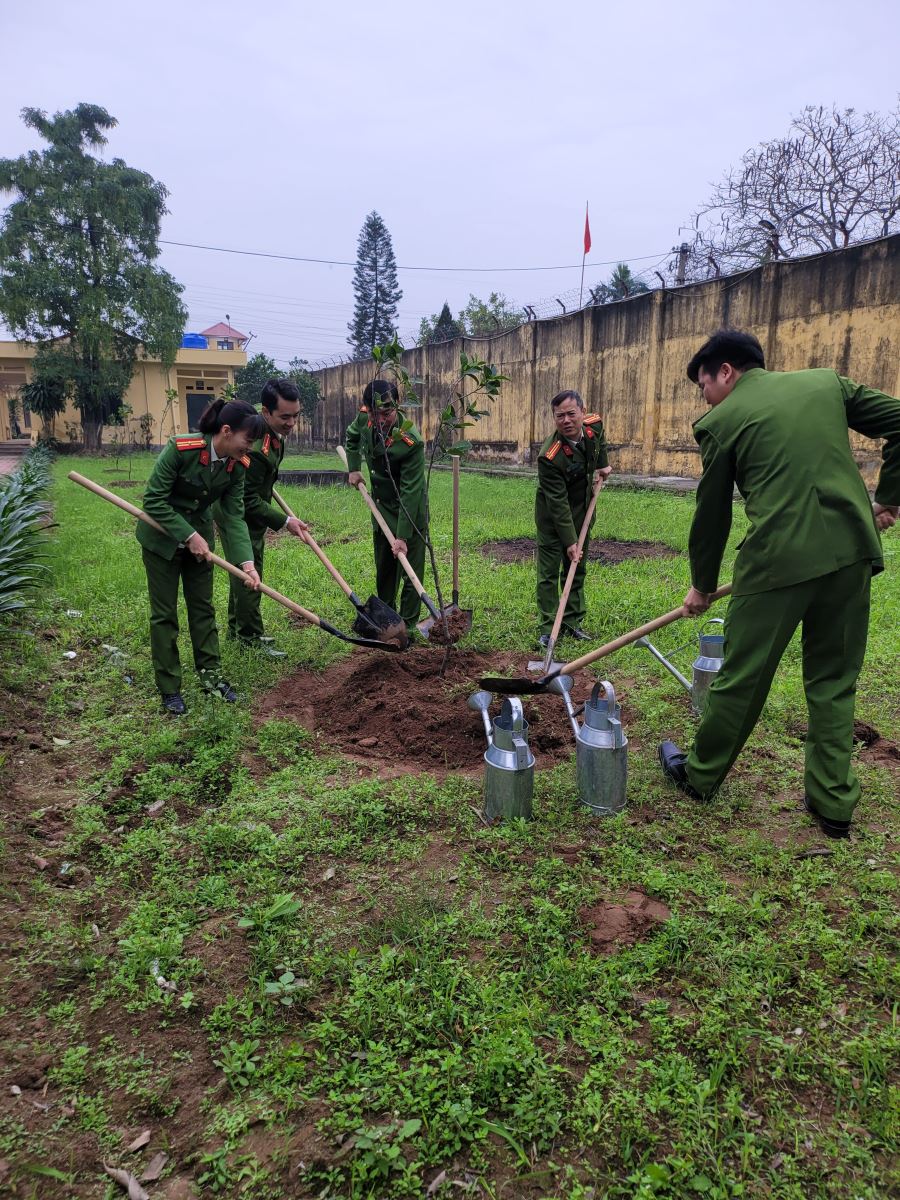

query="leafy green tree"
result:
[458,292,523,336]
[0,104,187,450]
[286,357,320,421]
[348,211,402,359]
[234,352,279,405]
[593,263,650,303]
[19,349,69,439]
[418,301,464,345]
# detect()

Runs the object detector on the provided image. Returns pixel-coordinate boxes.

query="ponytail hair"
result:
[197,397,266,440]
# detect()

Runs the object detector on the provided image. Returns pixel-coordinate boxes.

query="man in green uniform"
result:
[535,389,611,649]
[345,379,427,633]
[659,329,900,838]
[216,379,310,657]
[138,404,262,714]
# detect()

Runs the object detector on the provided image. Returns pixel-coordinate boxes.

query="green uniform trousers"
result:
[372,507,426,628]
[536,536,588,634]
[142,547,222,695]
[686,561,872,821]
[221,526,267,644]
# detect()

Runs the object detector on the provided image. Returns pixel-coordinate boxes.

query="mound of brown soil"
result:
[254,648,604,772]
[579,890,671,954]
[853,720,900,767]
[481,537,676,564]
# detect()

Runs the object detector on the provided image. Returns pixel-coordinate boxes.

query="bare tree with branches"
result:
[671,103,900,283]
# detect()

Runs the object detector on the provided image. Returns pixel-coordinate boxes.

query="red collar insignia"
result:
[199,449,210,466]
[562,443,573,457]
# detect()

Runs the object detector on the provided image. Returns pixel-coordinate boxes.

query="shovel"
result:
[336,445,441,621]
[68,472,402,653]
[417,455,473,642]
[272,487,408,649]
[528,475,605,673]
[480,584,732,694]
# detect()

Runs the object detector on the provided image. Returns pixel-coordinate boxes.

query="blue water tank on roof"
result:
[181,333,208,349]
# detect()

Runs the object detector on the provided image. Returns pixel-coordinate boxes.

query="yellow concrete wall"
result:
[309,235,900,487]
[0,344,247,446]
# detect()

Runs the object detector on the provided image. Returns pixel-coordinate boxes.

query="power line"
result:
[161,237,670,274]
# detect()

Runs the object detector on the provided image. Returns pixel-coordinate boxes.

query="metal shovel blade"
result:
[527,658,565,673]
[351,595,409,649]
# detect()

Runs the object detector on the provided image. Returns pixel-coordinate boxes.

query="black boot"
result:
[803,795,850,839]
[214,681,238,703]
[162,692,187,716]
[563,626,593,642]
[658,741,703,800]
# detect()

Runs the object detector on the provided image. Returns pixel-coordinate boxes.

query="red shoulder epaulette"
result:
[175,436,205,450]
[401,433,415,447]
[240,454,251,468]
[262,433,271,456]
[583,413,603,424]
[544,440,562,461]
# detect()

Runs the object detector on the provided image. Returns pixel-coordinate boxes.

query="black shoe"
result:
[215,681,238,703]
[658,740,703,800]
[564,627,593,642]
[537,633,552,651]
[162,692,186,716]
[803,795,850,839]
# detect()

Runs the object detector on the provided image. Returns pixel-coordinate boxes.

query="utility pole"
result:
[675,243,689,286]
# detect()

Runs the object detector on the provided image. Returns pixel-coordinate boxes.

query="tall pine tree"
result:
[348,211,402,360]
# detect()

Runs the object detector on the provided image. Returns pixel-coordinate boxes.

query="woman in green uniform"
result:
[137,397,264,715]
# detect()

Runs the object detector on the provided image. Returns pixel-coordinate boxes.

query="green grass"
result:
[0,452,896,1199]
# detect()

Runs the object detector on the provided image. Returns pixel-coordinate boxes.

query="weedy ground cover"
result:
[0,451,895,1198]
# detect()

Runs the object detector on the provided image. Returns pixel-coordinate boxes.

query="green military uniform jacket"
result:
[689,368,900,596]
[137,434,254,566]
[215,427,288,534]
[535,414,609,545]
[345,406,426,539]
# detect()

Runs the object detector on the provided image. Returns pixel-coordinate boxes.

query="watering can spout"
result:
[467,690,494,746]
[636,635,692,693]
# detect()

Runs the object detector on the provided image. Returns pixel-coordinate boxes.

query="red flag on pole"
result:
[583,203,591,256]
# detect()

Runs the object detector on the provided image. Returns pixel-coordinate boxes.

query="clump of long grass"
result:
[0,444,54,620]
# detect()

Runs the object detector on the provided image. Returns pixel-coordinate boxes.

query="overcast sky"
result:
[3,0,899,367]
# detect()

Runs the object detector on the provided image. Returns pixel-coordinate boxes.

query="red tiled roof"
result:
[200,322,249,340]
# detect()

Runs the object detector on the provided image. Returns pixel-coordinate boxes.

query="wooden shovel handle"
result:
[452,455,460,596]
[548,476,605,648]
[560,583,732,678]
[272,487,355,601]
[68,471,324,628]
[335,445,430,595]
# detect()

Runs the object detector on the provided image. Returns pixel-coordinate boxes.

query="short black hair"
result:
[550,389,584,410]
[363,379,400,408]
[687,330,765,383]
[197,397,267,439]
[261,379,301,412]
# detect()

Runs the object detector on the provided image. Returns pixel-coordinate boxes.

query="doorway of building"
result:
[186,393,207,431]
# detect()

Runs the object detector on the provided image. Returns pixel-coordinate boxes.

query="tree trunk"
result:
[82,417,103,452]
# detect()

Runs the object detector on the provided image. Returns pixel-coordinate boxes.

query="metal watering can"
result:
[635,618,725,716]
[467,692,535,821]
[549,676,628,816]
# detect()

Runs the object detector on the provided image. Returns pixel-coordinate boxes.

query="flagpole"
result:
[580,201,590,308]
